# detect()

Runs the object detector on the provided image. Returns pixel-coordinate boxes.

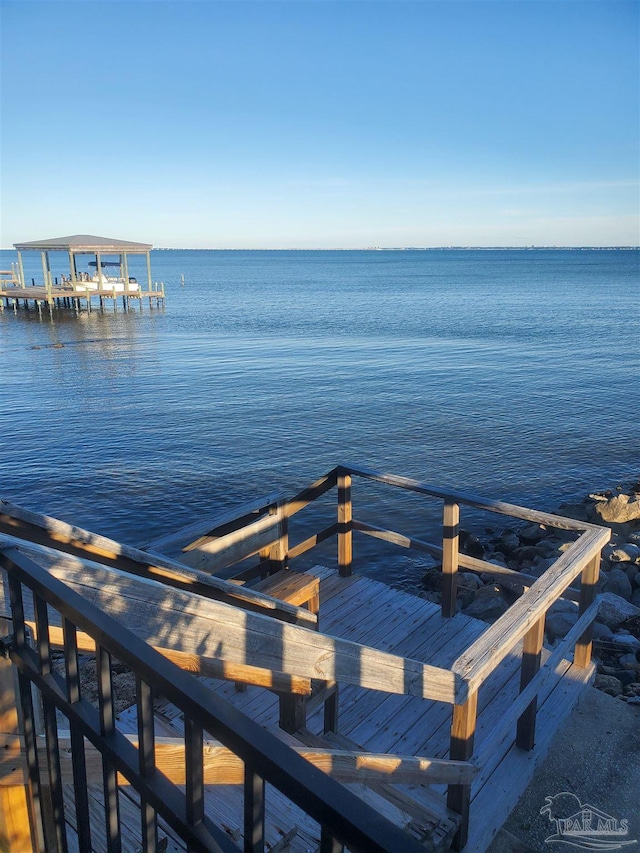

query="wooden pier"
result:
[0,284,165,314]
[0,465,610,852]
[1,234,165,315]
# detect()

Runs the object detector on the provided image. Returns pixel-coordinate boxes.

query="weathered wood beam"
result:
[342,464,608,532]
[179,513,280,573]
[0,504,316,627]
[441,501,459,618]
[0,734,478,787]
[352,519,581,602]
[23,622,312,695]
[447,690,478,851]
[1,545,459,704]
[338,473,353,577]
[288,523,338,561]
[574,554,600,668]
[143,491,283,556]
[283,470,339,518]
[515,616,545,751]
[352,519,442,558]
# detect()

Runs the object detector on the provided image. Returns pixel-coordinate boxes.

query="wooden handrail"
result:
[0,734,478,788]
[0,503,316,628]
[340,463,607,532]
[23,621,313,696]
[451,528,609,700]
[0,546,460,704]
[288,523,338,560]
[283,469,339,518]
[352,519,581,602]
[0,546,430,853]
[179,511,280,570]
[143,490,285,555]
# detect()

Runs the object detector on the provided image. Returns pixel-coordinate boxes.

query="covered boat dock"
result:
[1,234,165,314]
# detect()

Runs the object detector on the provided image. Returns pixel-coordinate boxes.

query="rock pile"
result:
[420,479,640,703]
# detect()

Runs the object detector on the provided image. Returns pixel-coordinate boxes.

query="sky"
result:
[1,0,638,248]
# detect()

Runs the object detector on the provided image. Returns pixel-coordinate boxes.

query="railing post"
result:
[447,690,478,851]
[574,554,600,668]
[516,615,545,750]
[323,684,339,734]
[441,500,459,618]
[260,499,288,576]
[320,826,344,852]
[269,499,288,574]
[244,768,265,853]
[337,472,352,577]
[278,693,307,734]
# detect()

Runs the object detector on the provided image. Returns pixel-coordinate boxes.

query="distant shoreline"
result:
[149,245,640,252]
[2,245,638,253]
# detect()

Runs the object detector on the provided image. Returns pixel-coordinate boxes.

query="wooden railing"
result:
[149,463,609,850]
[0,465,610,851]
[0,546,451,853]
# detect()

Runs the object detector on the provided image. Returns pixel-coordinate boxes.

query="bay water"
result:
[1,248,637,587]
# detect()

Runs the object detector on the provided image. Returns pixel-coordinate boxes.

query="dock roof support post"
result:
[40,251,47,290]
[95,251,102,312]
[17,251,25,288]
[41,251,53,306]
[146,251,152,293]
[122,253,129,293]
[68,250,77,288]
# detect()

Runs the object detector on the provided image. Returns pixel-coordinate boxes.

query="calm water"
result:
[1,249,638,586]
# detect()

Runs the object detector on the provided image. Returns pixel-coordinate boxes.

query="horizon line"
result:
[1,245,638,252]
[152,245,640,251]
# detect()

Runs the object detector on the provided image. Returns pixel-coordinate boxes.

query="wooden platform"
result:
[0,472,607,853]
[0,284,164,311]
[97,565,591,853]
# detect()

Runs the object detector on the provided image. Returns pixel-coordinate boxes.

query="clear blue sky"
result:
[1,0,638,248]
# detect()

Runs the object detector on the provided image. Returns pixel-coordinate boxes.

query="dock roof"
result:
[13,234,153,253]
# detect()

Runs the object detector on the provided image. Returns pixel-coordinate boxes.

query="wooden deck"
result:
[99,565,591,853]
[0,467,607,853]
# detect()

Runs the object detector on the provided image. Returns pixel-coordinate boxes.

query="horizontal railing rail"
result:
[339,463,606,531]
[145,490,285,554]
[350,518,581,602]
[0,499,316,628]
[0,535,460,704]
[0,733,478,789]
